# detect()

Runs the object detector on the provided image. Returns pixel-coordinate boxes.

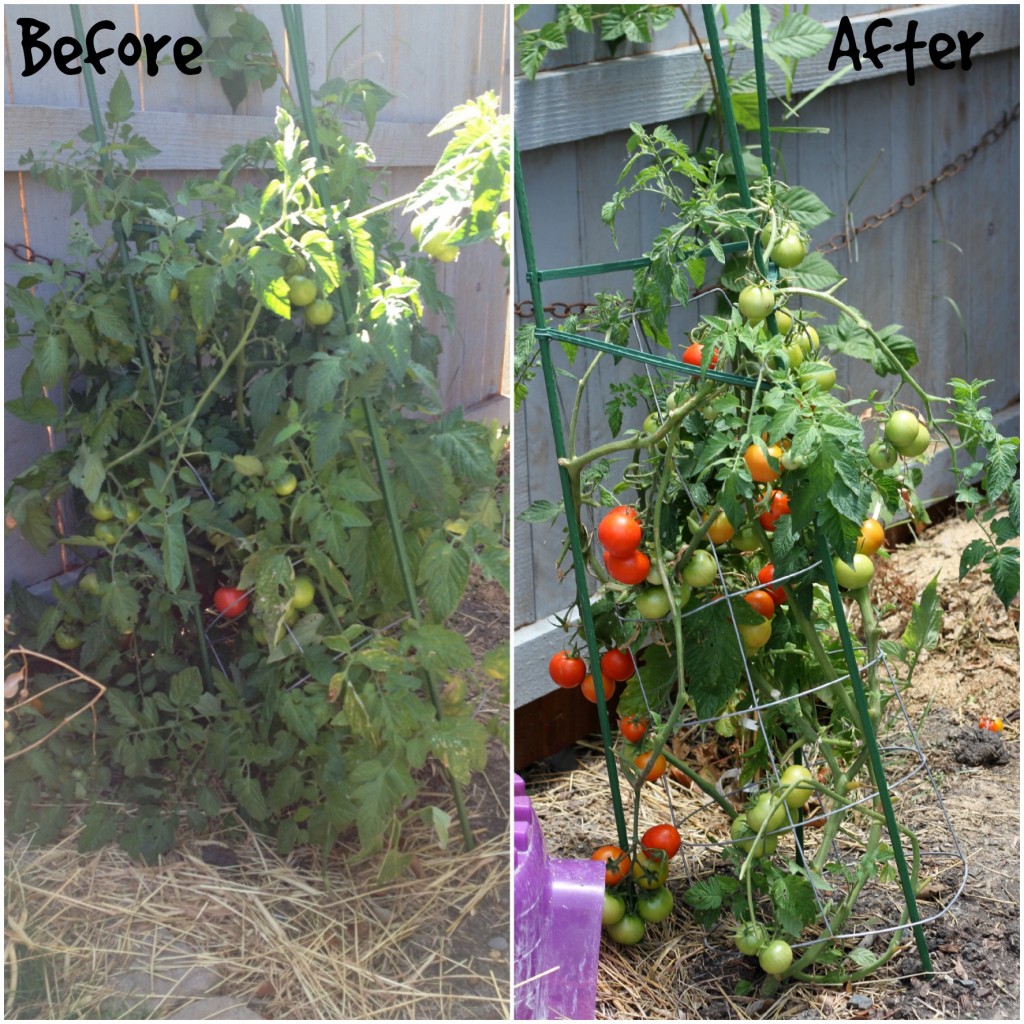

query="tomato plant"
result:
[4,32,511,871]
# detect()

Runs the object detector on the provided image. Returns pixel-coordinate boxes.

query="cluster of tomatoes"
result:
[978,715,1004,732]
[547,646,635,707]
[593,823,682,945]
[286,265,335,327]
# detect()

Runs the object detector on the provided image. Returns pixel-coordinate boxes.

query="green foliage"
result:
[5,52,508,871]
[516,4,675,80]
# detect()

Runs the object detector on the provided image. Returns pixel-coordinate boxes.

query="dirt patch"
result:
[521,513,1020,1020]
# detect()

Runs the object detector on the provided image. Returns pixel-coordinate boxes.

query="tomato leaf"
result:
[418,538,470,622]
[161,513,188,592]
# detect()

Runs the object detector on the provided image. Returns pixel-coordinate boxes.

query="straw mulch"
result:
[5,796,509,1021]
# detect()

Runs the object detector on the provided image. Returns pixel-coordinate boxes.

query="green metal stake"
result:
[281,5,475,850]
[515,143,631,855]
[817,532,933,975]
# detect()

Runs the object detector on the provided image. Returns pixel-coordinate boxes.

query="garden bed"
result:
[4,560,510,1022]
[522,513,1019,1020]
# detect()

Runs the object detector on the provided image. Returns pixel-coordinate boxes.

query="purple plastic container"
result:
[513,774,605,1020]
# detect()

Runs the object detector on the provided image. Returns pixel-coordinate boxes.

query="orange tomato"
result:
[581,672,615,704]
[745,444,782,484]
[634,751,668,782]
[856,517,885,556]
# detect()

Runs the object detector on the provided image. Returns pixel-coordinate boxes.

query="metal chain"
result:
[514,104,1019,318]
[4,242,86,280]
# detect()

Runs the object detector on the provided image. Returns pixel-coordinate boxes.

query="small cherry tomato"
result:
[214,587,249,619]
[738,618,773,655]
[631,847,669,890]
[598,506,642,557]
[637,885,674,923]
[580,672,615,704]
[604,550,651,586]
[759,939,794,975]
[603,891,626,926]
[606,912,645,945]
[743,589,776,620]
[548,651,586,689]
[683,342,719,369]
[620,715,648,743]
[734,921,768,955]
[634,750,668,782]
[757,563,787,605]
[780,764,815,810]
[738,284,774,324]
[745,444,782,484]
[601,648,635,682]
[592,845,630,886]
[856,518,885,556]
[641,823,682,860]
[705,510,735,545]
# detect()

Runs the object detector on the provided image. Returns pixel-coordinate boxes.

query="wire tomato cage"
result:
[516,3,967,979]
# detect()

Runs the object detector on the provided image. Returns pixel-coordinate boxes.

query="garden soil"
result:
[522,513,1020,1021]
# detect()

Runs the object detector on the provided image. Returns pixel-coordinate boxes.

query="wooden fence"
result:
[4,4,511,590]
[513,4,1020,720]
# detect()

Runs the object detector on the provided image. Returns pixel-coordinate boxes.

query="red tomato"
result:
[598,506,642,557]
[601,648,635,682]
[581,672,615,704]
[620,715,648,743]
[604,550,651,585]
[591,845,631,886]
[757,564,787,606]
[683,342,719,369]
[743,588,776,620]
[214,587,249,619]
[634,750,668,782]
[758,490,791,531]
[641,823,682,860]
[548,651,586,689]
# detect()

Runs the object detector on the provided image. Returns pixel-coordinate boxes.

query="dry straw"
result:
[5,802,509,1021]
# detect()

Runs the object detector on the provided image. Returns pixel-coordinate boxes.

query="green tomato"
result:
[122,500,142,525]
[738,619,773,655]
[682,549,717,588]
[88,496,115,522]
[422,232,459,262]
[884,410,922,450]
[759,939,794,975]
[78,571,101,595]
[780,765,815,811]
[734,921,769,956]
[773,308,793,335]
[304,298,334,326]
[637,885,674,924]
[288,275,318,307]
[867,440,898,469]
[730,813,777,857]
[730,524,761,553]
[747,792,789,833]
[792,324,820,355]
[291,575,316,610]
[832,553,874,589]
[799,362,836,392]
[54,626,82,651]
[762,226,807,269]
[274,472,298,497]
[636,587,670,620]
[602,891,626,927]
[606,912,645,946]
[738,284,774,324]
[786,342,804,368]
[93,522,120,546]
[900,422,931,458]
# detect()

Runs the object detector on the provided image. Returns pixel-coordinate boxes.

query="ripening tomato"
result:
[598,506,642,557]
[549,651,587,689]
[745,444,782,484]
[758,489,790,531]
[738,284,774,324]
[832,553,874,589]
[605,550,652,585]
[683,342,719,369]
[214,587,249,619]
[631,847,669,890]
[743,589,776,620]
[757,563,787,605]
[856,518,885,556]
[592,845,631,886]
[581,672,615,704]
[601,648,635,682]
[641,823,682,860]
[738,618,773,655]
[705,510,735,545]
[620,715,648,743]
[634,750,668,782]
